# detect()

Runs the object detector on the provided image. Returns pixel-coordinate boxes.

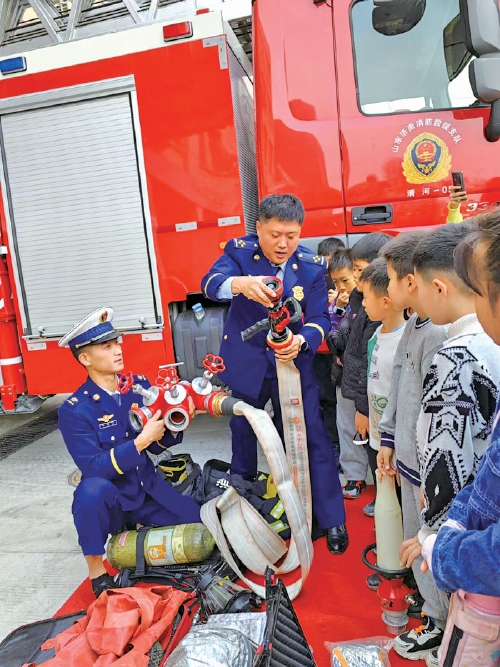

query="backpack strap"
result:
[134,526,150,577]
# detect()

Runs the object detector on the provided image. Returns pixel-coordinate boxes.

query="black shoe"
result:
[343,480,366,499]
[91,572,116,598]
[366,572,382,590]
[363,499,376,517]
[326,524,348,554]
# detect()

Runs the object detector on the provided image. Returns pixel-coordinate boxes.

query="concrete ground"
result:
[0,404,278,642]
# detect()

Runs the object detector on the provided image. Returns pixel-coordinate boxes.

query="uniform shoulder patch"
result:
[296,250,325,267]
[232,234,258,250]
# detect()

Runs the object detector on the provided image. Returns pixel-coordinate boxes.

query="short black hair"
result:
[350,232,392,263]
[328,247,353,274]
[454,209,500,306]
[317,237,346,256]
[72,345,90,363]
[380,230,430,280]
[359,257,389,296]
[259,194,305,225]
[413,222,476,286]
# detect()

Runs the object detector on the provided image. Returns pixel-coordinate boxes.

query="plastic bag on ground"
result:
[325,636,393,667]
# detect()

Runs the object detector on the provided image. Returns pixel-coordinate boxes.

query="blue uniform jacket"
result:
[201,235,330,399]
[58,375,195,518]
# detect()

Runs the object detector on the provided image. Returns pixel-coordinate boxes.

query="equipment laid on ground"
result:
[325,636,393,667]
[362,475,415,634]
[107,523,215,569]
[117,354,237,433]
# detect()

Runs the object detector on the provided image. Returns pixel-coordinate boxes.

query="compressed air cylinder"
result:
[374,474,405,572]
[107,523,215,569]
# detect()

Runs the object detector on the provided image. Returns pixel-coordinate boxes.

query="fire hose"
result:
[117,278,314,598]
[200,276,314,600]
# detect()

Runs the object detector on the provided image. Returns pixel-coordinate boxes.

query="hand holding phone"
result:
[450,171,467,208]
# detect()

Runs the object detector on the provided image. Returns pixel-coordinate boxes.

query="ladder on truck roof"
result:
[0,0,252,58]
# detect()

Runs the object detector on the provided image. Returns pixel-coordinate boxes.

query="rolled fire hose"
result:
[200,359,314,600]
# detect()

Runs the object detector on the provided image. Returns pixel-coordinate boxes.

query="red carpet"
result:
[56,487,419,667]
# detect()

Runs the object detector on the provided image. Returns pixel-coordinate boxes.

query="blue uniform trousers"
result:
[73,477,200,556]
[230,362,346,530]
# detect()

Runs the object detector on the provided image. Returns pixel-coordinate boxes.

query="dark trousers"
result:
[72,477,194,555]
[230,363,346,530]
[312,352,339,451]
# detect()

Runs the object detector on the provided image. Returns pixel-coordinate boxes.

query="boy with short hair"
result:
[391,224,500,661]
[376,231,448,604]
[358,257,406,516]
[313,237,347,452]
[328,233,391,499]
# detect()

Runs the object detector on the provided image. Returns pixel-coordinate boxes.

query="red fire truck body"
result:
[0,0,498,409]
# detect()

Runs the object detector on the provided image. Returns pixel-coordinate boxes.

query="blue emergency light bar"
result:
[0,56,27,75]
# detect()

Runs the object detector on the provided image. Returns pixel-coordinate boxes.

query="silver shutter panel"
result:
[1,94,159,337]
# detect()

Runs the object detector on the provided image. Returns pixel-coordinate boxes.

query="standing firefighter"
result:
[58,308,201,597]
[201,194,348,554]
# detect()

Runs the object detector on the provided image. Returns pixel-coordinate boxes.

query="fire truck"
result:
[0,0,498,411]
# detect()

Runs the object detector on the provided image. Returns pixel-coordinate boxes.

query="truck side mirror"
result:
[372,0,426,36]
[460,0,500,57]
[460,0,500,141]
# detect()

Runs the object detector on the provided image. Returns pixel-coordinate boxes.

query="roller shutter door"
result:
[0,93,160,337]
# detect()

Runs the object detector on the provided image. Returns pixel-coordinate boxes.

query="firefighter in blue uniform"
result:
[58,308,201,597]
[201,194,348,554]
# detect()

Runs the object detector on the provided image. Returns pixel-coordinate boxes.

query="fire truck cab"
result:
[0,0,499,411]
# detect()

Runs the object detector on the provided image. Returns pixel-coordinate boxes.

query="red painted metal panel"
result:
[253,0,346,237]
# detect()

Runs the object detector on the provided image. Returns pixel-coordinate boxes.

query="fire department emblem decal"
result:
[292,286,304,301]
[402,132,451,184]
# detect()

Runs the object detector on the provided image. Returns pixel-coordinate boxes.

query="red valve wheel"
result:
[157,367,179,391]
[202,354,226,374]
[117,371,134,394]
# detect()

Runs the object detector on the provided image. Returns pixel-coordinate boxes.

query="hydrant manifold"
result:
[117,354,233,432]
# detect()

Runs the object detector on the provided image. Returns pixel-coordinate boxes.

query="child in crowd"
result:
[327,233,391,499]
[392,223,500,662]
[327,248,356,390]
[358,258,406,517]
[376,231,448,603]
[421,211,500,667]
[313,237,346,453]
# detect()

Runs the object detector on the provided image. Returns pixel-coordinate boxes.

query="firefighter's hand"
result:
[400,535,422,568]
[449,185,467,208]
[377,446,397,476]
[275,335,301,362]
[187,395,206,419]
[135,410,165,451]
[355,411,369,439]
[232,276,276,307]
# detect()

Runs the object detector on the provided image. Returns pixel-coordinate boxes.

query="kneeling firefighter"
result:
[201,193,348,555]
[58,308,202,598]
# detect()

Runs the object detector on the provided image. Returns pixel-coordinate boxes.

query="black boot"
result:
[325,524,348,554]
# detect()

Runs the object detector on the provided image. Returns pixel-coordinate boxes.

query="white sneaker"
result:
[425,649,440,667]
[393,614,443,660]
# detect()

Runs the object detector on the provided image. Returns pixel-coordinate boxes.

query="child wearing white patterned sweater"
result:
[393,223,500,663]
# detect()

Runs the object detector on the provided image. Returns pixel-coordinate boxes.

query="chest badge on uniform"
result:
[292,286,304,301]
[98,414,114,424]
[98,414,118,429]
